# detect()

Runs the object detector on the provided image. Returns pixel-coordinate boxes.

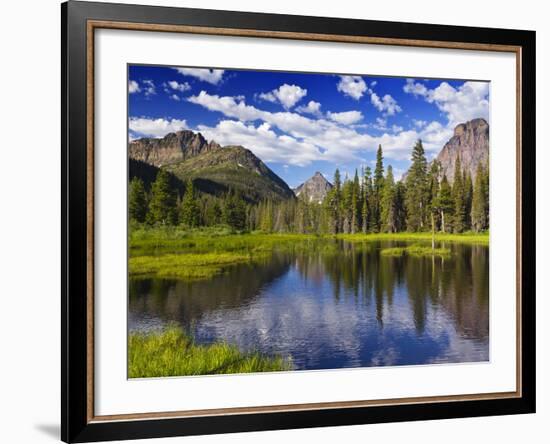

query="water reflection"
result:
[129,241,489,370]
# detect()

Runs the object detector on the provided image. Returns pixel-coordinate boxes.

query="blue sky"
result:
[128,65,489,188]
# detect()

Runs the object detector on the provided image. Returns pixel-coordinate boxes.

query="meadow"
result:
[129,224,488,280]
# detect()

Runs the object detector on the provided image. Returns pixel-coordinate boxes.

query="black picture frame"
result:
[62,1,536,442]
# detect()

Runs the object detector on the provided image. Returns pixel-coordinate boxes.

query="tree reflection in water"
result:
[129,240,489,370]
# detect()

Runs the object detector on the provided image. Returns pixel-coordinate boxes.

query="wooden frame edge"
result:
[88,19,521,53]
[84,18,524,424]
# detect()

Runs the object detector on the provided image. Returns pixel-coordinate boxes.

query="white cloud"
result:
[258,84,307,109]
[374,117,388,130]
[129,117,187,138]
[428,81,489,127]
[187,91,451,163]
[370,80,378,87]
[403,79,489,127]
[173,68,225,85]
[392,124,404,133]
[403,78,428,97]
[337,76,367,100]
[169,94,181,101]
[327,110,363,125]
[142,79,156,97]
[197,120,320,166]
[128,80,140,94]
[189,91,262,122]
[295,100,322,116]
[167,80,191,92]
[370,92,402,116]
[413,119,427,128]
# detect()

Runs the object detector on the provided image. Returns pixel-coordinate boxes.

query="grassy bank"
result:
[381,245,452,258]
[128,225,488,280]
[129,327,291,378]
[129,251,263,280]
[129,225,319,256]
[337,231,489,245]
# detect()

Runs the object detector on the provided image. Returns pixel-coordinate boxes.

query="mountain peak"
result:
[129,130,219,167]
[436,118,489,181]
[294,172,333,203]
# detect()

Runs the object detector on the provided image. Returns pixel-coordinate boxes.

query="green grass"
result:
[337,231,489,245]
[129,251,264,280]
[129,224,319,257]
[128,327,291,378]
[380,244,452,258]
[380,247,406,257]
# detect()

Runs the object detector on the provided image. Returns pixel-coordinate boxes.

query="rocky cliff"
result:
[129,130,221,167]
[435,118,489,181]
[294,172,333,203]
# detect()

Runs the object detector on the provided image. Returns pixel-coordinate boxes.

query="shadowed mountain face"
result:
[436,118,489,181]
[129,131,294,204]
[294,172,333,203]
[165,145,295,203]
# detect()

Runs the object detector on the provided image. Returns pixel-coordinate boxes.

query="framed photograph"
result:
[62,1,535,442]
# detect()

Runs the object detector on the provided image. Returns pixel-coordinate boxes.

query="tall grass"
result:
[337,231,489,245]
[380,245,451,258]
[128,327,291,378]
[129,251,263,280]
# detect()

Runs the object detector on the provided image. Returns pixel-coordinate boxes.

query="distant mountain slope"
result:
[129,131,295,204]
[435,118,489,181]
[294,172,333,203]
[129,158,184,194]
[164,145,295,204]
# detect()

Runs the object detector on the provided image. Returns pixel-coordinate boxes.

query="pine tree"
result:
[464,171,473,231]
[471,163,488,232]
[452,155,466,233]
[259,199,273,233]
[428,161,441,230]
[405,140,428,231]
[341,179,353,234]
[427,162,442,248]
[180,179,200,227]
[372,145,385,231]
[204,199,222,226]
[147,170,177,225]
[129,177,147,223]
[362,166,372,233]
[351,169,360,233]
[380,165,397,232]
[482,164,490,228]
[224,190,247,231]
[438,175,453,233]
[328,169,342,233]
[295,191,312,234]
[394,181,407,232]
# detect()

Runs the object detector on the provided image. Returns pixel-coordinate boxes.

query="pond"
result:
[128,240,489,370]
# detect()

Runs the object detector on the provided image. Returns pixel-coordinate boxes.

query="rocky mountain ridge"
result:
[435,118,489,181]
[293,172,333,203]
[129,131,294,203]
[129,130,221,167]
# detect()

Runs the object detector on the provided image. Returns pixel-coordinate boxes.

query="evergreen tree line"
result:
[129,140,489,234]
